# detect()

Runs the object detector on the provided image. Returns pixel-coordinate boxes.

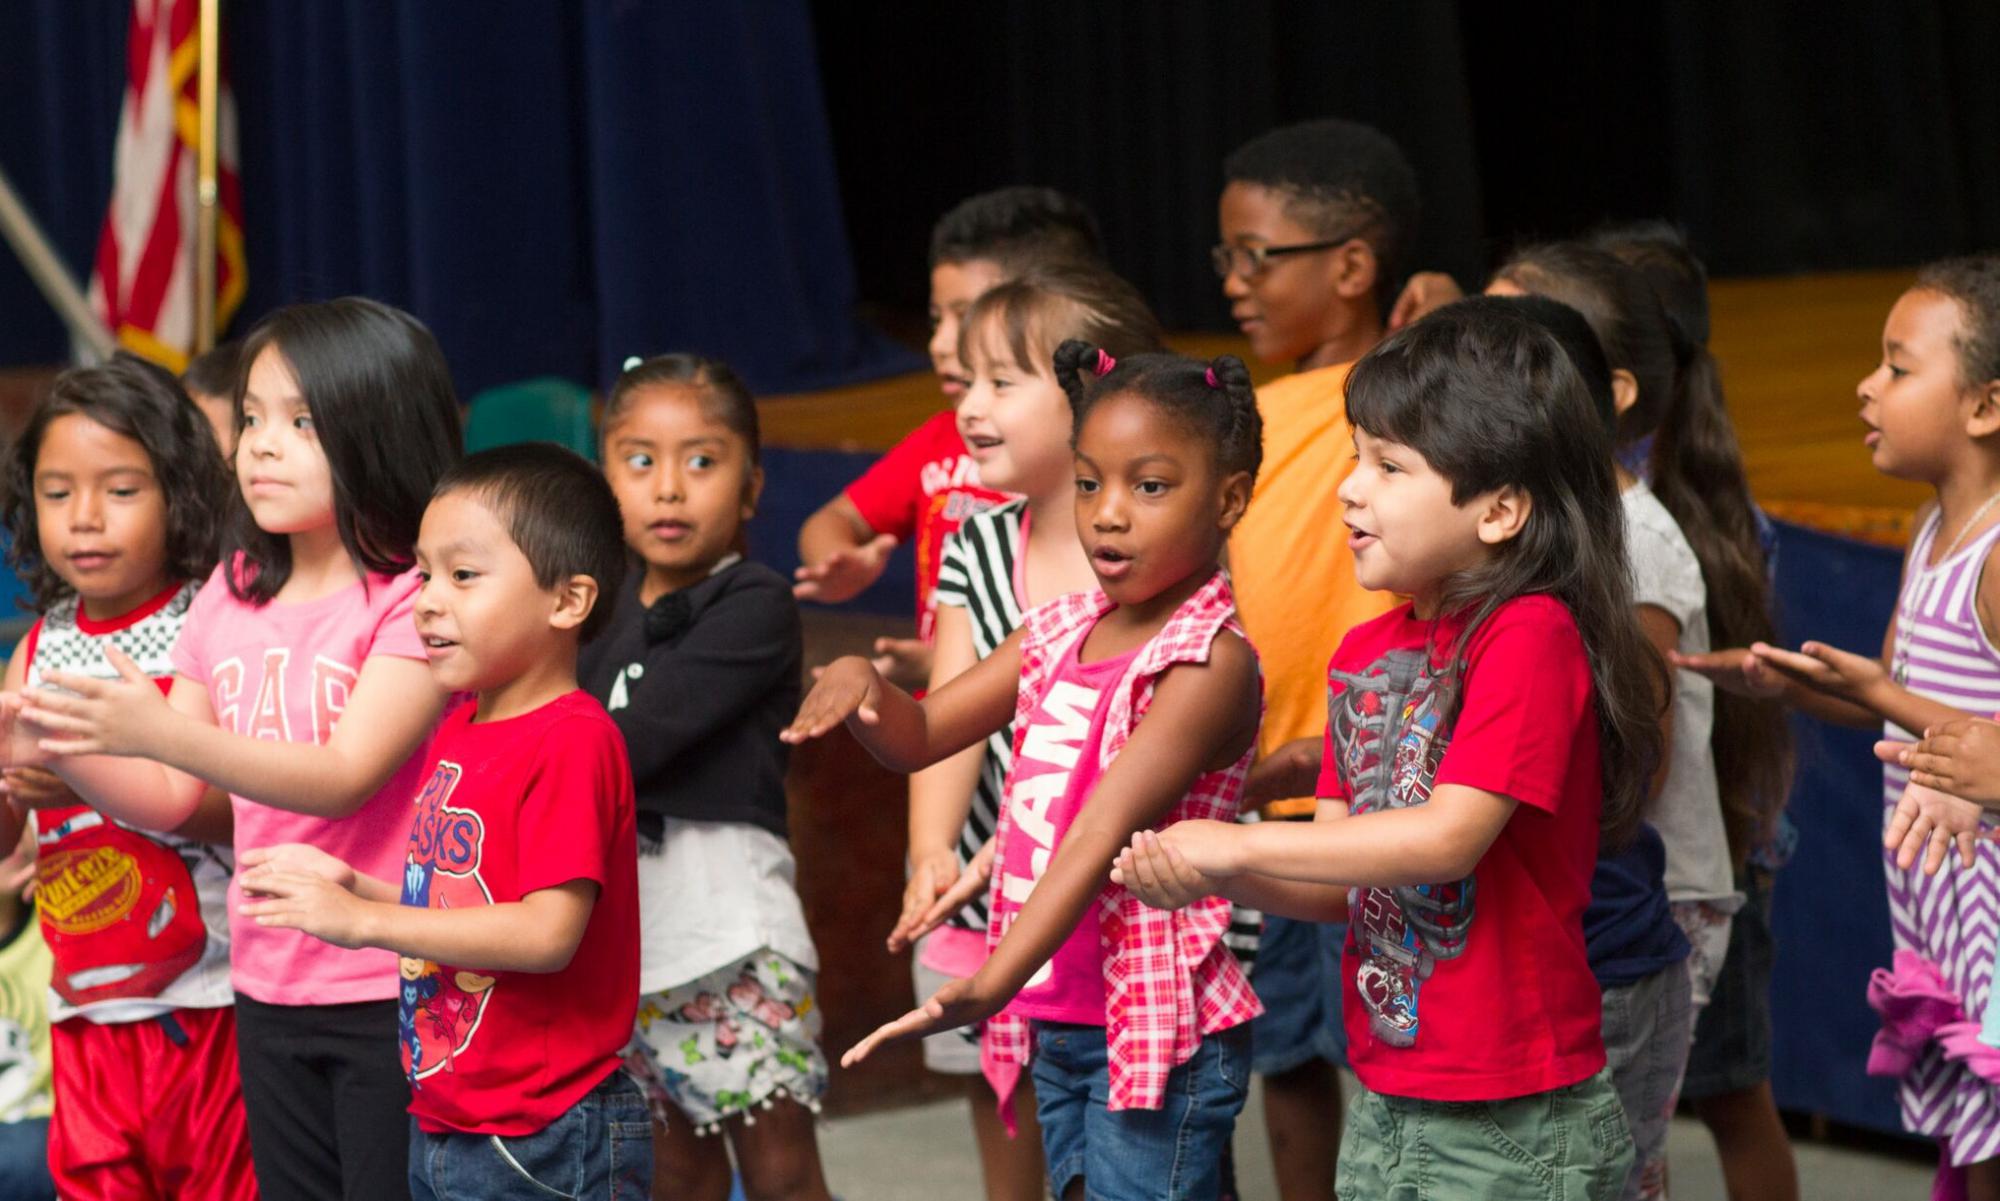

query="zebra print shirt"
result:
[931,501,1027,933]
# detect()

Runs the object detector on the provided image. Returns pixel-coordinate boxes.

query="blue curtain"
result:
[0,1,917,396]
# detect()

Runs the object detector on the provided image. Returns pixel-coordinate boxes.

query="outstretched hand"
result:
[239,842,358,894]
[1882,779,1987,876]
[1670,646,1787,699]
[889,839,994,952]
[780,656,887,744]
[870,637,933,691]
[1876,718,2000,807]
[237,869,374,948]
[20,646,176,758]
[1743,640,1887,705]
[1112,829,1222,911]
[840,974,999,1069]
[793,534,898,604]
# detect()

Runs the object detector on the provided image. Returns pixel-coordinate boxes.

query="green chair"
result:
[464,376,597,460]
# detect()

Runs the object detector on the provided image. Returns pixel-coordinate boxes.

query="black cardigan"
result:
[578,559,801,841]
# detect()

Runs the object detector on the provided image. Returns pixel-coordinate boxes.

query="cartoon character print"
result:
[395,761,497,1085]
[1328,647,1478,1048]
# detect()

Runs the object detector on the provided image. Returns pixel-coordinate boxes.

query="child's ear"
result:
[1610,370,1641,416]
[1332,239,1381,303]
[1968,380,2000,438]
[1475,486,1533,546]
[741,464,766,521]
[1216,469,1254,534]
[549,573,600,633]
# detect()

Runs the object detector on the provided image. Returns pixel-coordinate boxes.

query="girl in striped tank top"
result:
[889,264,1161,1201]
[1688,256,2000,1195]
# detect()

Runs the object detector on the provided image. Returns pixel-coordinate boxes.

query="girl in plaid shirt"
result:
[785,341,1266,1201]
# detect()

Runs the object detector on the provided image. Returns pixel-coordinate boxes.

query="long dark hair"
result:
[226,298,464,604]
[1346,298,1664,848]
[1501,241,1792,863]
[3,354,232,610]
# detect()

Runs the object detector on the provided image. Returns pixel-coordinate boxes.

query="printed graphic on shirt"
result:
[998,678,1102,992]
[397,760,497,1084]
[32,809,207,1005]
[1329,648,1477,1048]
[209,651,357,744]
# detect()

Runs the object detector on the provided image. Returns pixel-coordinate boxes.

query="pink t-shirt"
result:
[171,561,435,1006]
[996,636,1137,1026]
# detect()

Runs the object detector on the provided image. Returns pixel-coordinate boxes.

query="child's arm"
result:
[891,603,986,951]
[843,635,1261,1065]
[241,872,596,974]
[1116,802,1354,923]
[27,650,445,823]
[794,494,897,604]
[781,629,1023,772]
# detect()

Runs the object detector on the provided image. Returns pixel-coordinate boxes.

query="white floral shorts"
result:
[623,948,828,1134]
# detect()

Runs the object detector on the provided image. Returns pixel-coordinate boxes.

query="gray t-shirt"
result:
[1623,483,1742,909]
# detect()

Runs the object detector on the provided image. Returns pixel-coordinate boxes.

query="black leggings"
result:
[234,994,412,1201]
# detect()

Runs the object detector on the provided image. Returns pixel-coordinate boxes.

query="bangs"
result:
[960,290,1076,380]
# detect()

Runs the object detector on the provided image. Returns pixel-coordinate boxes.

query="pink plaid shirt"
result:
[980,569,1264,1121]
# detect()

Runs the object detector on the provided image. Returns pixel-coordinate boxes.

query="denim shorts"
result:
[408,1070,653,1201]
[1600,964,1694,1201]
[1335,1068,1634,1201]
[1248,914,1349,1075]
[1032,1020,1251,1201]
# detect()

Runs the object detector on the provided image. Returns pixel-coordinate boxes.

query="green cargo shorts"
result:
[1334,1069,1634,1201]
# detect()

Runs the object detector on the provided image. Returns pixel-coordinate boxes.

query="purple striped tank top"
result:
[1882,505,2000,1161]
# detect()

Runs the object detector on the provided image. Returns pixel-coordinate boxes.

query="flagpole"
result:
[0,163,115,361]
[193,0,220,353]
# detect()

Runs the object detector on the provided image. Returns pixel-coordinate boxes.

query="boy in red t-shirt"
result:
[240,444,646,1201]
[793,187,1102,685]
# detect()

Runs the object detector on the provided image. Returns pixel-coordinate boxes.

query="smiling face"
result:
[1217,181,1368,369]
[236,345,336,538]
[1857,288,1986,482]
[954,326,1073,498]
[603,384,761,603]
[1337,428,1506,612]
[412,490,568,703]
[928,258,1009,402]
[33,413,172,621]
[1072,391,1247,612]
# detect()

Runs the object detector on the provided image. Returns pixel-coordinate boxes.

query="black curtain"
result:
[0,1,914,396]
[815,1,2000,330]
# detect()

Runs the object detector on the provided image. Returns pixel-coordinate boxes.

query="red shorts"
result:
[49,1006,256,1200]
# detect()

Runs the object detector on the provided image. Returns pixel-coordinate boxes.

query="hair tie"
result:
[622,355,644,372]
[1093,349,1116,377]
[1205,365,1220,389]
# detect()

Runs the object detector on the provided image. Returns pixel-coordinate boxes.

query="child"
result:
[577,356,832,1201]
[1214,117,1417,1198]
[0,355,253,1197]
[1591,220,1803,1201]
[1684,256,2000,1197]
[794,187,1102,684]
[894,264,1162,1201]
[0,824,53,1201]
[791,342,1267,1201]
[237,443,647,1201]
[19,297,464,1199]
[1117,298,1653,1198]
[183,339,245,459]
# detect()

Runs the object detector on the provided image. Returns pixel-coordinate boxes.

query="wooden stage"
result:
[762,268,1928,544]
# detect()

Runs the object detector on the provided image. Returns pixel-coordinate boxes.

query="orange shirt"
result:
[1229,362,1397,816]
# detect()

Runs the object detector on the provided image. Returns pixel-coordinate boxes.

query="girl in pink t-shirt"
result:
[18,298,463,1198]
[785,342,1265,1201]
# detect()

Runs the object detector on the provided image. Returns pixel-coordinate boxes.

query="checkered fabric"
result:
[982,569,1264,1116]
[26,586,195,687]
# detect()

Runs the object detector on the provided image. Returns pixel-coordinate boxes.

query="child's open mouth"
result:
[1346,525,1378,553]
[1092,546,1134,579]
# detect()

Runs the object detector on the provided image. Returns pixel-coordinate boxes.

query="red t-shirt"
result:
[397,690,639,1136]
[843,409,1009,638]
[1316,595,1606,1101]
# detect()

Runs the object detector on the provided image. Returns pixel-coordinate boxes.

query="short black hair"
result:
[928,186,1105,272]
[182,339,244,399]
[227,298,464,605]
[1052,340,1262,487]
[1916,255,2000,389]
[1223,119,1421,310]
[432,444,627,645]
[4,354,232,610]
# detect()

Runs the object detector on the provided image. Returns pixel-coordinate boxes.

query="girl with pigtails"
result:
[784,343,1267,1201]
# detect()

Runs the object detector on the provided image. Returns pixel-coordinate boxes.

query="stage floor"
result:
[761,267,1927,544]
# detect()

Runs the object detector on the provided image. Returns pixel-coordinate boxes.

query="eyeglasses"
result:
[1210,226,1367,280]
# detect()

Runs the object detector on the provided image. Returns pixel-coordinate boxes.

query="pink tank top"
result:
[998,634,1138,1025]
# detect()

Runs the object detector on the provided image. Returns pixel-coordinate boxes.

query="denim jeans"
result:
[1031,1020,1251,1201]
[408,1071,652,1201]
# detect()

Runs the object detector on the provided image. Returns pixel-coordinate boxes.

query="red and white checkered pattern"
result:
[983,570,1263,1114]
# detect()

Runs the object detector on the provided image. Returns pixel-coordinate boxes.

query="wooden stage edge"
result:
[762,268,1929,547]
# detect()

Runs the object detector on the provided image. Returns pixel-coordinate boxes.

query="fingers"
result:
[1959,831,1979,871]
[104,644,149,684]
[839,1010,924,1068]
[1875,739,1916,766]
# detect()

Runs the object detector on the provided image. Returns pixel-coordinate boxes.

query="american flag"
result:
[88,0,245,371]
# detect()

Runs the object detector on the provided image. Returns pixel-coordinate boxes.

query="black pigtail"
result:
[1206,354,1263,482]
